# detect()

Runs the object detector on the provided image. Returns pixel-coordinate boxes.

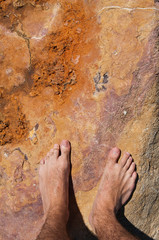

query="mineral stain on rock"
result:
[0,0,99,146]
[0,98,28,146]
[30,1,99,97]
[0,0,159,239]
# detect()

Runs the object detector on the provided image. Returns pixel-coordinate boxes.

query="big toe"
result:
[60,140,71,157]
[108,147,121,164]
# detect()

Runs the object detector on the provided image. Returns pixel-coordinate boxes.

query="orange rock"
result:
[0,0,158,239]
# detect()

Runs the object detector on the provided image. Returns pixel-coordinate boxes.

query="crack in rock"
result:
[98,6,159,15]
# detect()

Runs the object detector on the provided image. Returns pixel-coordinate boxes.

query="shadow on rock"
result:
[67,174,97,240]
[117,207,155,240]
[67,157,154,240]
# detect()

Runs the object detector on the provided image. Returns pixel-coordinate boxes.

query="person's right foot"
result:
[39,140,71,225]
[89,147,137,231]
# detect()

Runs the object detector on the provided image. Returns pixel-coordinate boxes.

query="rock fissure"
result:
[98,6,159,15]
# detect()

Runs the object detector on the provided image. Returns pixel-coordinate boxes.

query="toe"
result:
[39,163,45,176]
[124,156,133,170]
[132,171,137,181]
[120,152,130,167]
[46,148,54,158]
[127,162,136,176]
[53,144,60,158]
[60,140,71,157]
[40,158,45,164]
[108,147,121,164]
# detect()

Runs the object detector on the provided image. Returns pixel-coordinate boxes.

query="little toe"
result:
[120,152,130,167]
[124,156,133,170]
[53,144,60,158]
[40,158,45,165]
[127,162,136,176]
[60,140,71,158]
[46,148,54,158]
[108,147,121,164]
[39,163,45,176]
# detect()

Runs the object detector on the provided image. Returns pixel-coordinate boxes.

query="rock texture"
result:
[0,0,159,239]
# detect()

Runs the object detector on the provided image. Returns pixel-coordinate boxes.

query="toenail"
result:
[126,152,130,156]
[40,159,45,164]
[61,140,69,147]
[54,144,59,149]
[112,147,120,154]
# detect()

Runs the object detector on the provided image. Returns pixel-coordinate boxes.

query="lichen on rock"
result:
[0,0,158,239]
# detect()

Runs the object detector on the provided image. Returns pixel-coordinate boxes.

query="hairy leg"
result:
[37,140,71,240]
[89,147,138,240]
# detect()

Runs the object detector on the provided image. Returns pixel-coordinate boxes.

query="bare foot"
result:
[89,147,137,231]
[39,140,71,225]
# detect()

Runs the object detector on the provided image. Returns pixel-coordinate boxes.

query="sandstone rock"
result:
[0,0,158,239]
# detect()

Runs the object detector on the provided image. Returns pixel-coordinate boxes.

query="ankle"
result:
[45,208,69,227]
[91,208,116,230]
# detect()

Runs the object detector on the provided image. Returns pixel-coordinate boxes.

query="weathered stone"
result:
[0,0,158,239]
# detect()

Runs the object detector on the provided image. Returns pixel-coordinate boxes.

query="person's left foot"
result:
[39,140,71,225]
[89,147,137,232]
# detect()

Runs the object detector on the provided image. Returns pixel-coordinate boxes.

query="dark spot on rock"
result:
[103,72,109,83]
[34,123,39,131]
[93,71,101,84]
[93,70,108,93]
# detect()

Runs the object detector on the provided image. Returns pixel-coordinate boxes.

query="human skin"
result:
[37,140,70,240]
[37,140,138,240]
[89,147,139,240]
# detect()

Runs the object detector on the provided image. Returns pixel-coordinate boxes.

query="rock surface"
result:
[0,0,159,239]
